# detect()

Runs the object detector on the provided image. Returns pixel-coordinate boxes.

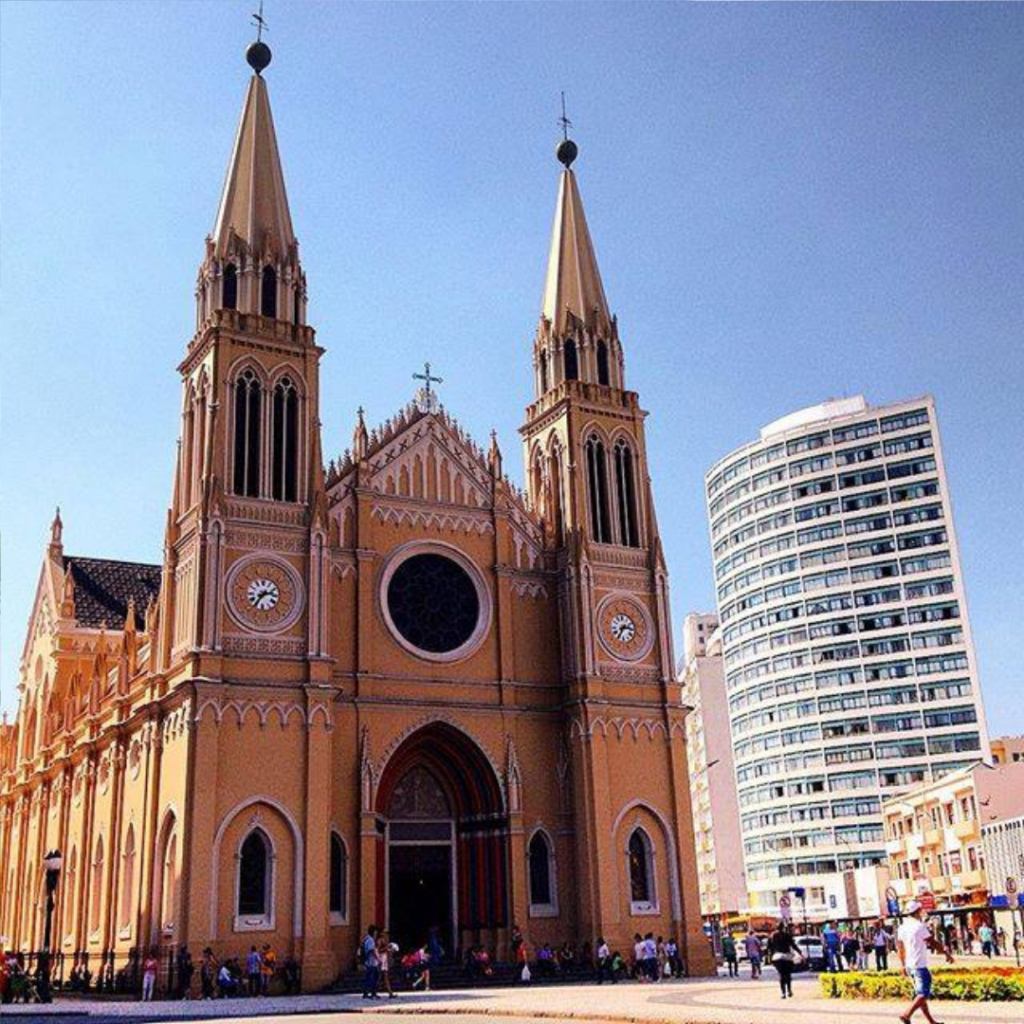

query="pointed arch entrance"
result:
[376,723,507,957]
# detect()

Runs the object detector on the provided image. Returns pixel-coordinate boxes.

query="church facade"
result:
[0,42,714,989]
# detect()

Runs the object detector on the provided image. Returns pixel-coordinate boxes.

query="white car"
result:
[793,936,825,971]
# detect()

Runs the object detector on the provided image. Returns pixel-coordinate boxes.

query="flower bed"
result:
[820,967,1024,1001]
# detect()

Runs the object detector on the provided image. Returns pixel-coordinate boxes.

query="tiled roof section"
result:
[62,556,162,630]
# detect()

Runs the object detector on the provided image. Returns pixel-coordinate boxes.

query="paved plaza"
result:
[4,972,1023,1024]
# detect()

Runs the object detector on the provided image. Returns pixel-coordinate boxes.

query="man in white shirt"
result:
[896,900,953,1024]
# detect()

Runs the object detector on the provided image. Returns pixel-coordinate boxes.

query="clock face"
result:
[610,612,636,643]
[597,596,653,662]
[247,578,280,611]
[227,557,303,633]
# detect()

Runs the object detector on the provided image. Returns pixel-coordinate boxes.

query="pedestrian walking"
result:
[873,922,892,971]
[857,932,871,971]
[260,945,276,995]
[176,947,194,999]
[896,900,954,1024]
[200,948,217,1000]
[721,933,739,977]
[767,924,802,999]
[378,931,397,998]
[822,921,843,973]
[361,925,380,999]
[743,932,762,978]
[642,933,658,981]
[842,928,859,970]
[141,950,159,1001]
[596,937,613,984]
[978,922,995,958]
[666,936,682,978]
[245,946,262,996]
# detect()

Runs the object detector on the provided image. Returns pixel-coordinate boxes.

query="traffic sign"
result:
[779,894,792,921]
[917,890,937,912]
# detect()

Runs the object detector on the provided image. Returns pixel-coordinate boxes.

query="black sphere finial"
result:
[247,40,272,74]
[556,138,578,169]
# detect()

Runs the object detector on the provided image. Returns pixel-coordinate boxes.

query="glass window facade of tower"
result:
[704,395,990,917]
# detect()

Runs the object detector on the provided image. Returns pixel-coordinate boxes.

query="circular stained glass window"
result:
[386,553,481,655]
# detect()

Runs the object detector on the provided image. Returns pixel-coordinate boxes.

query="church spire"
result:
[194,35,306,327]
[531,119,623,400]
[541,153,611,336]
[211,63,295,262]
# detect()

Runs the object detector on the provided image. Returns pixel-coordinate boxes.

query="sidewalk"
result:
[3,973,1022,1024]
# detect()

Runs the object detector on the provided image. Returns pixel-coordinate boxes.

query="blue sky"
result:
[2,2,1022,728]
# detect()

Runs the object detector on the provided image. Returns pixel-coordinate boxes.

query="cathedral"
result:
[0,37,713,989]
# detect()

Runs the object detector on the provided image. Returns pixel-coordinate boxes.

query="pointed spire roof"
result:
[541,166,611,335]
[212,71,296,260]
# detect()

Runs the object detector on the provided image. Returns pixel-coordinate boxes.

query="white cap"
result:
[905,900,923,914]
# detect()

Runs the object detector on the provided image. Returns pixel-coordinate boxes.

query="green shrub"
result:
[820,968,1024,1001]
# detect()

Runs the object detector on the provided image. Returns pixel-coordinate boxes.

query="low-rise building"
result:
[991,735,1024,764]
[882,762,1024,939]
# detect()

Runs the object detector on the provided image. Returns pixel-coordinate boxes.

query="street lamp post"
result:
[38,849,63,1004]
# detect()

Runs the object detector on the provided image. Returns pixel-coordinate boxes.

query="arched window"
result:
[597,339,610,386]
[628,828,656,909]
[261,265,277,318]
[563,339,579,381]
[329,833,347,919]
[223,263,238,310]
[232,369,262,497]
[119,824,136,932]
[89,835,104,934]
[238,828,271,917]
[538,350,548,394]
[62,847,77,939]
[271,376,299,502]
[585,434,612,543]
[528,831,556,912]
[549,446,565,542]
[614,440,639,547]
[161,829,177,932]
[23,707,36,761]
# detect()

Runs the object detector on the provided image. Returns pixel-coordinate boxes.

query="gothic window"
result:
[585,434,612,543]
[233,369,262,497]
[549,446,565,541]
[119,824,136,931]
[538,350,548,394]
[89,835,104,933]
[261,265,277,318]
[528,831,555,910]
[161,828,177,932]
[271,376,299,501]
[628,827,655,907]
[223,263,238,310]
[329,833,347,919]
[564,339,579,381]
[238,828,271,917]
[614,439,640,547]
[597,340,610,386]
[293,284,301,326]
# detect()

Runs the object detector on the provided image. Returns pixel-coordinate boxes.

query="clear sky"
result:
[1,2,1021,729]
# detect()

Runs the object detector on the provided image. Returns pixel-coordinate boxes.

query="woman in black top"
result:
[767,926,801,998]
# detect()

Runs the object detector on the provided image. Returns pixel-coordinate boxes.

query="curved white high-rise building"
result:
[704,395,990,919]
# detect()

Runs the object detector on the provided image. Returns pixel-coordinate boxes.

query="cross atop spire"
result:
[246,1,272,74]
[413,362,443,414]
